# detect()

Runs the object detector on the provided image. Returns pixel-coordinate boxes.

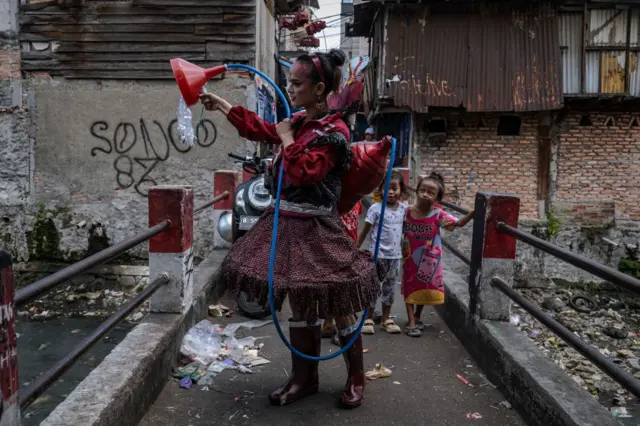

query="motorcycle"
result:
[217,152,273,319]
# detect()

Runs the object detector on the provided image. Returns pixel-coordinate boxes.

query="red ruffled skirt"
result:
[221,210,384,322]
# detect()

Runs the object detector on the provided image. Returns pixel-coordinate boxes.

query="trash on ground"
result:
[491,400,512,410]
[466,413,483,419]
[209,304,232,317]
[363,348,369,353]
[198,373,215,386]
[393,381,401,385]
[509,314,520,326]
[177,319,272,386]
[611,406,632,418]
[173,362,208,382]
[179,376,192,389]
[238,365,253,374]
[180,319,271,365]
[365,363,392,381]
[456,373,474,387]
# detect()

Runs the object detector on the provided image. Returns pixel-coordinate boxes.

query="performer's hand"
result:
[199,92,232,115]
[276,119,295,147]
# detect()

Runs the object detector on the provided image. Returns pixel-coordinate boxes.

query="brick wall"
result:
[0,46,20,81]
[556,112,640,220]
[417,113,540,218]
[553,200,616,227]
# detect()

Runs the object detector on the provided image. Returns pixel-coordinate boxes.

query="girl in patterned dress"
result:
[402,173,474,337]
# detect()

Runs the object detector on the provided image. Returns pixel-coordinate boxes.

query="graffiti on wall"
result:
[90,118,217,196]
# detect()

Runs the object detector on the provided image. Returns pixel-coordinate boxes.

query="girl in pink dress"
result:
[402,173,474,337]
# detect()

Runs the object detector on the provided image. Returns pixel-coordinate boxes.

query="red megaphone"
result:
[337,136,393,215]
[170,58,227,107]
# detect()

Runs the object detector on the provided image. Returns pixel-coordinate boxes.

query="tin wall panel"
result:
[585,51,601,93]
[589,9,628,47]
[559,12,582,94]
[600,50,627,93]
[629,53,640,95]
[383,6,562,112]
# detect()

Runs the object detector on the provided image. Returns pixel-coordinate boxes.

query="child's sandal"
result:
[381,319,402,334]
[362,319,376,335]
[405,327,422,337]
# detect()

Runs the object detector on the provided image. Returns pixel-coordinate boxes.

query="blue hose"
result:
[225,63,397,361]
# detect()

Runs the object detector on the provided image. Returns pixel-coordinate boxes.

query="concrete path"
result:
[139,295,526,426]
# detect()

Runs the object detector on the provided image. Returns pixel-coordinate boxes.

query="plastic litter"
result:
[209,304,232,317]
[179,376,192,389]
[610,407,632,418]
[174,362,207,382]
[466,413,482,419]
[179,319,272,380]
[177,95,195,147]
[198,373,215,386]
[509,314,520,326]
[179,319,271,365]
[456,373,474,387]
[491,400,513,410]
[365,363,392,381]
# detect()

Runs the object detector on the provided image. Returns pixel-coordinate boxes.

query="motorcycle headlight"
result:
[217,211,233,243]
[247,176,272,210]
[235,188,245,210]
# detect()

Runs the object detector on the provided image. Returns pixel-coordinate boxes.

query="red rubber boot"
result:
[268,322,321,406]
[338,331,365,408]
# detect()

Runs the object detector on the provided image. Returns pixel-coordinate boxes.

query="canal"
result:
[17,317,135,425]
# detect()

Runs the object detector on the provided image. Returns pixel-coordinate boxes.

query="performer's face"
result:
[289,61,325,109]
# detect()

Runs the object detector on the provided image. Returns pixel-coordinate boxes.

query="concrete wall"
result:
[1,75,255,264]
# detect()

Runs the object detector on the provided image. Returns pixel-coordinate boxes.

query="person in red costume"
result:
[199,49,381,409]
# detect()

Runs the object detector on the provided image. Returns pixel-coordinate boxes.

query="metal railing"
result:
[9,191,229,411]
[438,195,640,400]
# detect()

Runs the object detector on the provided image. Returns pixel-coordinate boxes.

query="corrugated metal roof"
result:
[383,7,563,112]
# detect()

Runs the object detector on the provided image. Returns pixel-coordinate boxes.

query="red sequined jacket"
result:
[227,106,352,212]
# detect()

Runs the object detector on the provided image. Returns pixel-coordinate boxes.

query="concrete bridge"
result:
[1,182,635,426]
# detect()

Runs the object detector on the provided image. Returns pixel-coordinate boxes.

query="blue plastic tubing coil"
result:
[225,64,397,361]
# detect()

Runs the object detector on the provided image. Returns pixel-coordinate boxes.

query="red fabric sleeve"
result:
[226,106,281,144]
[283,143,337,187]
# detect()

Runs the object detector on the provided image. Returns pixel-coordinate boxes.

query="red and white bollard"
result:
[212,170,239,248]
[148,186,194,314]
[469,192,520,321]
[0,250,19,426]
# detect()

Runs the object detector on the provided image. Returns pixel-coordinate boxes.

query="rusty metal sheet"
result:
[385,10,468,110]
[383,6,563,112]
